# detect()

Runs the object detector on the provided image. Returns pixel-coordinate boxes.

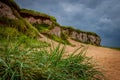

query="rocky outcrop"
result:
[0,1,17,19]
[49,26,61,37]
[21,15,53,25]
[20,9,54,26]
[62,28,101,45]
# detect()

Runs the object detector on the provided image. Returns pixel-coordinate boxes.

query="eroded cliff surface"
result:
[21,10,101,45]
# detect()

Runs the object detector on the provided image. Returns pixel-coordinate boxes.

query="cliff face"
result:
[62,28,101,45]
[0,0,101,46]
[0,1,17,19]
[20,9,101,46]
[20,9,53,26]
[58,26,100,45]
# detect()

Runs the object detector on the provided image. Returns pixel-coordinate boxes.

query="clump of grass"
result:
[20,9,50,18]
[43,33,70,45]
[0,42,36,80]
[32,45,104,80]
[33,23,50,33]
[0,26,20,39]
[62,26,98,36]
[0,40,105,80]
[18,35,50,48]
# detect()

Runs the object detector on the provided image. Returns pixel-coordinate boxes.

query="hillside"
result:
[0,0,120,80]
[20,8,101,46]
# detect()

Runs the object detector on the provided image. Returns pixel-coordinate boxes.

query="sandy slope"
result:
[86,45,120,80]
[39,34,120,80]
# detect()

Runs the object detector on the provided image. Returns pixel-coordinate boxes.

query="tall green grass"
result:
[0,41,105,80]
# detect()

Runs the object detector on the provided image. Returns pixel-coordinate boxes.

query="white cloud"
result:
[60,2,85,13]
[100,17,112,23]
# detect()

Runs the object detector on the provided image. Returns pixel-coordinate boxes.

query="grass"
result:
[20,9,60,26]
[43,33,71,45]
[33,23,50,33]
[0,16,39,38]
[0,26,20,39]
[0,40,105,80]
[17,35,50,48]
[0,35,50,49]
[111,47,120,50]
[32,23,70,45]
[20,9,50,18]
[0,25,49,48]
[20,9,57,23]
[0,1,104,79]
[102,46,120,51]
[62,26,98,36]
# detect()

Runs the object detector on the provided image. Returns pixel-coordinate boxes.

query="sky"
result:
[14,0,120,48]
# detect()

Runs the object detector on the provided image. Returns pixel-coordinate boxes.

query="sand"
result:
[39,34,120,80]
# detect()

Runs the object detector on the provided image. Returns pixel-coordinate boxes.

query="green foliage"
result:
[0,26,20,39]
[0,16,39,38]
[61,32,71,44]
[33,23,50,33]
[50,16,57,22]
[0,42,105,80]
[0,24,46,48]
[18,35,50,48]
[20,9,51,18]
[0,35,50,49]
[62,26,98,36]
[75,29,98,36]
[20,9,60,26]
[0,42,35,80]
[44,33,70,45]
[62,26,75,31]
[23,19,39,38]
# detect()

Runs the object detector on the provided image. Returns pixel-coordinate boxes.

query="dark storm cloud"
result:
[15,0,120,48]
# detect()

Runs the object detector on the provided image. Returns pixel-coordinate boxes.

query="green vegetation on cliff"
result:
[62,26,98,36]
[0,16,39,38]
[20,9,59,26]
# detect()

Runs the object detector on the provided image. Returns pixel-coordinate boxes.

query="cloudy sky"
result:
[15,0,120,48]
